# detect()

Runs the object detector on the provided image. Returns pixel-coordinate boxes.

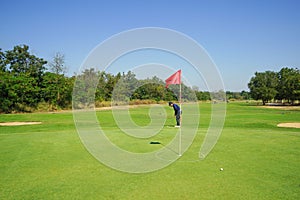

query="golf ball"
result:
[220,168,223,171]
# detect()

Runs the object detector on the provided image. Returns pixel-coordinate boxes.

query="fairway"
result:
[0,102,299,199]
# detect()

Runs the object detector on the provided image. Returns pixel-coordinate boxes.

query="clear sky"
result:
[1,0,299,91]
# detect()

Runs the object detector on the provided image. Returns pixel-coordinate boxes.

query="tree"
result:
[112,71,139,103]
[46,52,68,108]
[248,71,279,105]
[95,71,121,102]
[195,91,211,101]
[73,68,100,108]
[132,76,165,101]
[48,52,67,75]
[0,45,47,112]
[276,67,300,104]
[0,71,13,113]
[240,90,250,100]
[5,45,47,79]
[0,48,6,72]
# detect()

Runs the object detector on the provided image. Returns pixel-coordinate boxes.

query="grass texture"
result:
[0,102,299,199]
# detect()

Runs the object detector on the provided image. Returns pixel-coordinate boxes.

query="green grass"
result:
[0,102,299,199]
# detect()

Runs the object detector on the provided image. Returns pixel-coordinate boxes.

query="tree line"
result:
[0,45,74,113]
[0,45,213,113]
[1,45,297,113]
[248,67,300,105]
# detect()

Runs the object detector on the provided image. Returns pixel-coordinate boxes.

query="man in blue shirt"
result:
[169,102,181,127]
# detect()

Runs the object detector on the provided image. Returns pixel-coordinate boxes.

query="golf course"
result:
[0,102,299,199]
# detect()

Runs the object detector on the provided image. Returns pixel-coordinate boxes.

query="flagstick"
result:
[165,69,182,156]
[179,80,182,156]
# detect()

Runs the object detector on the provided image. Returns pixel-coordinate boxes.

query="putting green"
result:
[0,102,299,199]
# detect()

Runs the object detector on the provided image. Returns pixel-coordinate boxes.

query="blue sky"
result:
[1,0,299,91]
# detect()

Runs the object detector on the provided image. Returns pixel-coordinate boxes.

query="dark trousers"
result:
[176,111,181,126]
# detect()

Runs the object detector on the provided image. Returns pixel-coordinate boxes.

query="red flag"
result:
[165,70,181,88]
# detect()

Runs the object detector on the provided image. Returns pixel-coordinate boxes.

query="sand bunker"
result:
[277,123,300,128]
[262,106,300,110]
[0,122,42,126]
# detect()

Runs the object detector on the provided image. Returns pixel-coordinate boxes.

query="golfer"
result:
[169,102,181,127]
